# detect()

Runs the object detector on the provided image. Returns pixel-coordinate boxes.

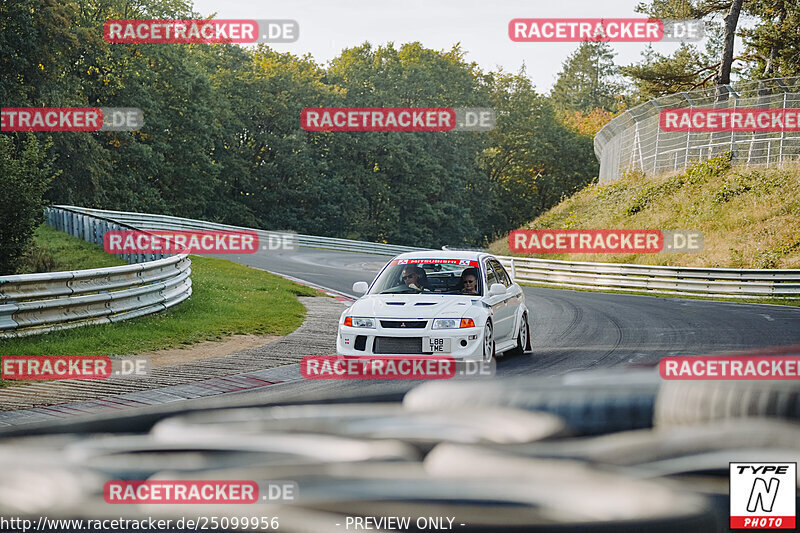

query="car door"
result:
[490,259,522,340]
[483,259,514,342]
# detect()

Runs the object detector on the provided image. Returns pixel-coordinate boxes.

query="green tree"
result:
[0,135,55,274]
[626,0,800,96]
[325,43,490,247]
[209,46,347,233]
[480,71,598,238]
[740,0,800,78]
[621,43,719,100]
[625,0,740,96]
[0,0,84,105]
[551,42,622,113]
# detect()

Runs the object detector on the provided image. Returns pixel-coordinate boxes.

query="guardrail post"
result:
[101,220,108,247]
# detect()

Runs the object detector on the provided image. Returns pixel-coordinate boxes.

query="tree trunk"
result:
[764,46,777,76]
[715,0,744,85]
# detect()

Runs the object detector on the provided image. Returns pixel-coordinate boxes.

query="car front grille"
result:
[373,337,423,354]
[380,320,427,329]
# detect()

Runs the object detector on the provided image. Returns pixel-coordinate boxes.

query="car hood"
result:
[347,294,480,319]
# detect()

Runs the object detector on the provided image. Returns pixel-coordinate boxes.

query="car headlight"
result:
[344,317,375,328]
[432,318,459,329]
[433,318,476,329]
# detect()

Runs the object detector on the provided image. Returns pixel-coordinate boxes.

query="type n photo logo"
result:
[730,463,796,529]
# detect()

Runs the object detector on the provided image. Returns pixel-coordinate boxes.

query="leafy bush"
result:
[682,152,732,185]
[0,135,55,275]
[625,153,733,215]
[713,178,752,203]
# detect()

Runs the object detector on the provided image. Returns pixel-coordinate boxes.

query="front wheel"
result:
[508,313,529,355]
[482,321,495,363]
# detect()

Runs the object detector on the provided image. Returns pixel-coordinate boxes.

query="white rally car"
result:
[336,251,531,361]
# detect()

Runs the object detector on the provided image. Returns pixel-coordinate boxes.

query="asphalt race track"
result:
[218,248,393,298]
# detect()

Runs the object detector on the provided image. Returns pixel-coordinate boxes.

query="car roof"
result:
[391,250,491,261]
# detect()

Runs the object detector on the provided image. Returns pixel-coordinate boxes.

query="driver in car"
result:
[401,265,428,292]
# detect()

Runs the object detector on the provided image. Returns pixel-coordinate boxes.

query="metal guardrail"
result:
[0,209,192,338]
[46,207,174,263]
[56,205,428,256]
[50,206,800,299]
[595,77,800,183]
[496,256,800,299]
[0,256,192,338]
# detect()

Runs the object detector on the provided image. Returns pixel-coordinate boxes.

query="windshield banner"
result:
[390,259,479,266]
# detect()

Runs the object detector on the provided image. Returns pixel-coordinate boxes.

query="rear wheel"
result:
[482,321,495,362]
[508,313,529,355]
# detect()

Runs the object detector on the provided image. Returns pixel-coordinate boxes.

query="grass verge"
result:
[16,224,128,273]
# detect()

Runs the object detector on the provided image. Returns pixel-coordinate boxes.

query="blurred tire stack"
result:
[1,361,799,532]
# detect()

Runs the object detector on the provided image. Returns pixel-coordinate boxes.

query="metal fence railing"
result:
[496,256,800,299]
[54,205,430,256]
[46,207,174,264]
[595,77,800,183]
[0,256,192,338]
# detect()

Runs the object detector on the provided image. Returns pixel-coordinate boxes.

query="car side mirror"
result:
[352,281,369,295]
[489,283,507,297]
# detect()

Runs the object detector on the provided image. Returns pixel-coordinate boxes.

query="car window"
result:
[484,260,499,288]
[490,260,512,287]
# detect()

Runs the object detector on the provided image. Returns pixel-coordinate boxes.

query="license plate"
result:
[423,337,451,353]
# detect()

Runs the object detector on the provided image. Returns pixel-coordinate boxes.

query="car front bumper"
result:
[336,323,486,361]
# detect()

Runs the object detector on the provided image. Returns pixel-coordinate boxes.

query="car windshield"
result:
[370,259,482,295]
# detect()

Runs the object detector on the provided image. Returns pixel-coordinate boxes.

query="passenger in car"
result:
[459,268,479,295]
